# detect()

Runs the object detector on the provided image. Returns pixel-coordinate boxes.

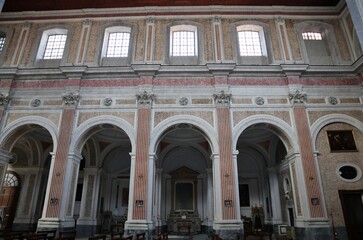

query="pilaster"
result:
[126,91,154,235]
[38,92,80,231]
[346,0,363,50]
[213,91,242,238]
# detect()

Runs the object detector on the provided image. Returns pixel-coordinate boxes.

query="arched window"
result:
[170,25,198,57]
[31,26,73,67]
[0,34,5,54]
[0,28,14,66]
[4,172,19,187]
[295,21,341,65]
[98,25,136,66]
[36,29,68,60]
[232,22,272,65]
[166,22,204,65]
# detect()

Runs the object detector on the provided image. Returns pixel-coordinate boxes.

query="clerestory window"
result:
[0,36,5,54]
[170,29,197,56]
[106,32,130,58]
[100,25,134,66]
[43,34,67,59]
[238,30,263,56]
[233,23,271,64]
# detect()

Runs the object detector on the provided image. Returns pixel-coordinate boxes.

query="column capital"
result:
[136,91,155,107]
[213,90,232,107]
[288,90,307,105]
[62,92,80,107]
[0,93,10,107]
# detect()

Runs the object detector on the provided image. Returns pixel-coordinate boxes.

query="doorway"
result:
[339,190,363,240]
[0,172,20,230]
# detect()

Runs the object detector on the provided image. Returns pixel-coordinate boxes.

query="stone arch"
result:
[0,116,58,152]
[150,115,219,154]
[310,114,363,151]
[70,115,136,153]
[232,114,297,153]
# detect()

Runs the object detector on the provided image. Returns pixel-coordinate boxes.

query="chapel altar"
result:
[166,167,202,234]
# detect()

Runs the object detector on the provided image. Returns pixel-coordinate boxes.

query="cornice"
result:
[0,62,362,81]
[0,4,344,22]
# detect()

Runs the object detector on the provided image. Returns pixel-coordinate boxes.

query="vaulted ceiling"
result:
[3,0,341,12]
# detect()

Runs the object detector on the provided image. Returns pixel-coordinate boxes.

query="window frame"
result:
[97,23,137,66]
[165,21,204,65]
[295,21,341,65]
[31,26,73,68]
[170,25,198,57]
[0,28,14,66]
[232,21,273,65]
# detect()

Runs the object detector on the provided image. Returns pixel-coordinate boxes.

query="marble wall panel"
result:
[308,110,363,126]
[6,112,61,128]
[233,111,291,127]
[154,111,214,127]
[77,111,135,127]
[316,123,363,226]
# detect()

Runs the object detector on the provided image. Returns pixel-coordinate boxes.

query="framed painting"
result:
[327,130,357,152]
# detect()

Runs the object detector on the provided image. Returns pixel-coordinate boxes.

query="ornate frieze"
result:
[0,93,10,106]
[288,90,307,104]
[213,90,232,106]
[62,92,80,106]
[136,91,155,106]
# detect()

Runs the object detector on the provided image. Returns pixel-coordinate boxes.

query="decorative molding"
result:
[0,93,10,106]
[136,91,155,106]
[103,98,112,106]
[83,19,92,26]
[31,99,41,107]
[179,97,188,106]
[62,92,80,106]
[328,96,338,105]
[213,90,232,106]
[288,90,307,104]
[255,97,265,105]
[147,17,155,24]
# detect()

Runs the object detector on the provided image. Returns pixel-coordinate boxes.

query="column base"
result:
[294,218,333,240]
[213,220,242,240]
[124,220,154,239]
[37,217,75,231]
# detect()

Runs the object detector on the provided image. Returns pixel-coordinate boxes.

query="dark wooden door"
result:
[0,186,20,230]
[339,190,363,240]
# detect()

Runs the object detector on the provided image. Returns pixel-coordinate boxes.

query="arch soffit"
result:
[310,114,363,151]
[0,116,58,152]
[70,115,135,153]
[232,114,297,152]
[150,115,219,154]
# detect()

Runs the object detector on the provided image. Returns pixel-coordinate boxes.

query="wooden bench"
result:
[58,231,76,240]
[36,230,56,240]
[111,232,124,240]
[89,234,107,240]
[121,236,133,240]
[23,232,48,240]
[136,233,145,240]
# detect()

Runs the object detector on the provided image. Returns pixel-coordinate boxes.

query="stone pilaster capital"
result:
[62,92,80,107]
[0,93,10,107]
[213,90,232,107]
[136,91,155,106]
[288,90,307,104]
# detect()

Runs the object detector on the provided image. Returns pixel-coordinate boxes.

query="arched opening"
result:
[75,123,132,236]
[236,123,294,234]
[0,124,54,231]
[155,123,213,236]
